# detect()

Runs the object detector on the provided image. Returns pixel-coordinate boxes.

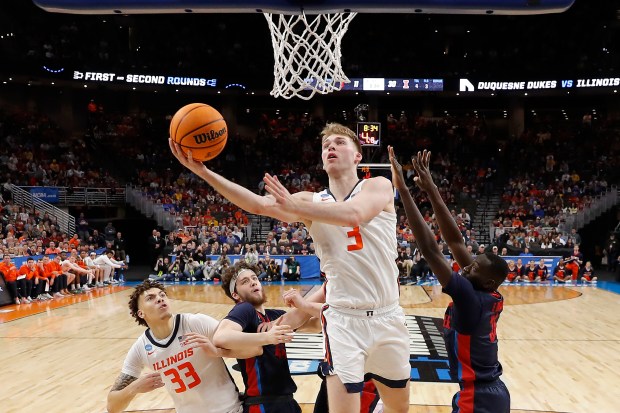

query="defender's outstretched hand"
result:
[169,139,208,177]
[388,146,407,191]
[412,150,436,193]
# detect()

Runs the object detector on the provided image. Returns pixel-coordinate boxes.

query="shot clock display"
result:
[357,122,381,146]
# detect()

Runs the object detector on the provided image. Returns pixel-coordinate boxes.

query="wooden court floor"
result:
[1,282,618,413]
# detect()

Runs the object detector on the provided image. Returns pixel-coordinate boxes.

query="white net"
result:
[264,11,357,100]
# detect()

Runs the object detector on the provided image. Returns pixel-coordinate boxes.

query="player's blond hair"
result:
[320,123,362,154]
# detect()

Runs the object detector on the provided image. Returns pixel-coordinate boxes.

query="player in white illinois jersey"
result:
[107,280,261,413]
[170,122,410,413]
[310,181,399,309]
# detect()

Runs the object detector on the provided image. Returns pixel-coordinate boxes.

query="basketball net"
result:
[264,11,357,100]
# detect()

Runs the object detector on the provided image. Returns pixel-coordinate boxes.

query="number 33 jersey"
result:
[310,179,399,310]
[122,313,242,413]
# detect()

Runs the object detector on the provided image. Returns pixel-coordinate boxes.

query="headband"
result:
[229,269,251,296]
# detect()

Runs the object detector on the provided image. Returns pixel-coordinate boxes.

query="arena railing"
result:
[10,185,76,235]
[125,185,177,232]
[563,185,618,230]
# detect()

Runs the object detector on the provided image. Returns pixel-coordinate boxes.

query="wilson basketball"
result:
[170,103,228,162]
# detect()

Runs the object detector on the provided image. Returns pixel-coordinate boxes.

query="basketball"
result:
[169,103,228,162]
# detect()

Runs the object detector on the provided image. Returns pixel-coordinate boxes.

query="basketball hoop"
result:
[264,11,357,100]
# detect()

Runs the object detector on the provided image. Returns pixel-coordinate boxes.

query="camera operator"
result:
[192,245,207,265]
[171,245,189,281]
[208,252,231,281]
[148,256,174,281]
[183,255,204,281]
[264,254,281,281]
[255,255,269,281]
[244,244,259,265]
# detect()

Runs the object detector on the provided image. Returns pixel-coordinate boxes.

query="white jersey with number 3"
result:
[122,313,242,413]
[310,179,399,309]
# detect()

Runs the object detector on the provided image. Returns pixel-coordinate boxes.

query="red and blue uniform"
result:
[443,273,510,413]
[225,302,300,413]
[313,374,381,413]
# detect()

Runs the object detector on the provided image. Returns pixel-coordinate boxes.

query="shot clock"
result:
[357,122,381,146]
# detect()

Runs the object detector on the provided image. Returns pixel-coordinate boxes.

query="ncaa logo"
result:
[145,344,153,351]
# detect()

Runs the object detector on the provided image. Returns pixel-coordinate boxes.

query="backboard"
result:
[32,0,576,99]
[34,0,575,15]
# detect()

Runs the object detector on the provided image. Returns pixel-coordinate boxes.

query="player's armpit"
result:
[110,373,138,392]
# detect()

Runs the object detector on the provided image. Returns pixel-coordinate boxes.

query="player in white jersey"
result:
[170,122,410,413]
[310,181,400,309]
[107,280,261,413]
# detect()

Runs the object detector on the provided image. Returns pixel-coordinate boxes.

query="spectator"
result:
[243,245,258,265]
[68,233,81,249]
[45,241,61,255]
[553,259,570,283]
[182,255,203,281]
[580,261,597,283]
[76,213,89,240]
[147,229,161,266]
[91,229,105,248]
[569,228,582,246]
[104,222,116,242]
[208,253,231,281]
[505,260,521,283]
[604,233,619,272]
[564,245,583,282]
[265,255,281,281]
[283,256,301,281]
[149,256,174,281]
[535,259,549,282]
[523,260,538,283]
[114,232,126,261]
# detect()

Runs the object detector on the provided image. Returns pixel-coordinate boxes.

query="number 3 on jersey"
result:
[163,362,201,393]
[346,226,364,251]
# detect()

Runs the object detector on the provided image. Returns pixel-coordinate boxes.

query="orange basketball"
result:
[169,103,228,162]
